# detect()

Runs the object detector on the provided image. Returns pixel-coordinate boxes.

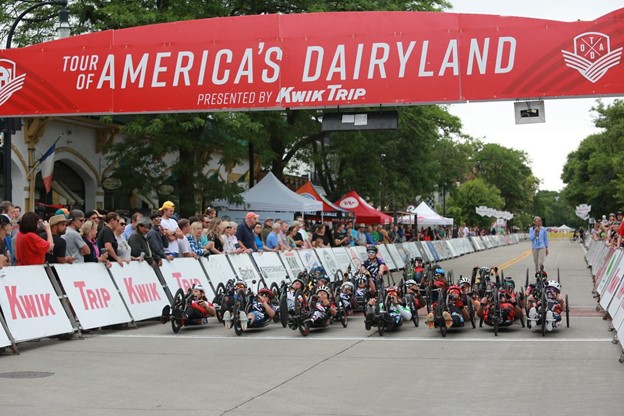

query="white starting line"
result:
[97,333,612,342]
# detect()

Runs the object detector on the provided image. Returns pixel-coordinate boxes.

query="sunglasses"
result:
[119,222,126,226]
[367,250,376,254]
[226,226,232,229]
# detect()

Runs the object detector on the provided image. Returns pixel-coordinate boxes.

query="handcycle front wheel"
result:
[171,288,185,334]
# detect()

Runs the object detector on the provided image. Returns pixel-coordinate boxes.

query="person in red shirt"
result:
[15,212,54,266]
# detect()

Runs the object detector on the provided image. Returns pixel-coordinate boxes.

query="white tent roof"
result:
[408,202,454,226]
[217,172,323,212]
[557,224,575,231]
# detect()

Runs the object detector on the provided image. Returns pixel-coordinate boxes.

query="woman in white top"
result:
[114,217,131,263]
[223,221,244,254]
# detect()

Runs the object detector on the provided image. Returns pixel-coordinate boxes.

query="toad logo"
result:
[339,197,359,209]
[561,32,622,83]
[0,59,26,106]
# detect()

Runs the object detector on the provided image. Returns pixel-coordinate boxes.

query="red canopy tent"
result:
[295,181,352,219]
[334,191,393,225]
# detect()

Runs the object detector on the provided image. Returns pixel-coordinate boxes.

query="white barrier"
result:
[594,249,620,294]
[0,266,74,342]
[227,253,262,286]
[377,244,397,270]
[252,251,290,285]
[159,258,217,300]
[599,254,624,311]
[331,247,352,273]
[386,244,405,270]
[279,250,306,278]
[316,247,342,277]
[54,263,132,330]
[108,262,169,321]
[201,254,238,290]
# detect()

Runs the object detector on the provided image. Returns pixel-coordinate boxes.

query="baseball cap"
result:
[159,201,175,210]
[55,208,70,217]
[245,212,258,220]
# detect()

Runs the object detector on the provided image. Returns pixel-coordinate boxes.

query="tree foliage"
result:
[447,178,504,228]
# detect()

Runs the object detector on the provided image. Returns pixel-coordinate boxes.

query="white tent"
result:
[216,172,323,213]
[557,224,575,232]
[407,202,454,226]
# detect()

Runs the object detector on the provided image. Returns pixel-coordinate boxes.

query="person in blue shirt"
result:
[253,222,264,252]
[528,216,549,273]
[265,222,281,251]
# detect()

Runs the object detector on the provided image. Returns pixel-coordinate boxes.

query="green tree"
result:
[473,143,539,213]
[447,178,504,228]
[562,99,624,217]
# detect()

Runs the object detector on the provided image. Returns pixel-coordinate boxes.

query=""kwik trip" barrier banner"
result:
[0,10,623,116]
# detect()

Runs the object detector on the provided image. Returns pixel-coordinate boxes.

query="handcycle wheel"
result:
[171,288,185,334]
[299,320,310,337]
[378,319,385,336]
[557,268,560,284]
[540,290,547,337]
[270,283,280,299]
[565,294,570,328]
[279,292,289,328]
[467,297,476,329]
[493,288,499,337]
[525,268,529,289]
[233,304,243,336]
[213,283,226,324]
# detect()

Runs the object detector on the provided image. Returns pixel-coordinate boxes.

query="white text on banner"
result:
[159,258,215,300]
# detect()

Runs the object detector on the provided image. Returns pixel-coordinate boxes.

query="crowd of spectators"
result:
[1,199,503,267]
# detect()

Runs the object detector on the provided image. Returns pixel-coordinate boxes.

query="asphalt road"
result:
[1,239,622,416]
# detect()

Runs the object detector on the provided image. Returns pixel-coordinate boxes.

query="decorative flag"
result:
[39,137,61,194]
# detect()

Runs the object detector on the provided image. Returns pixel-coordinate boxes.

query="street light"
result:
[2,0,70,201]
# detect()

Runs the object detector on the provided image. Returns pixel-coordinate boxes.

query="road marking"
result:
[98,334,612,342]
[497,249,532,270]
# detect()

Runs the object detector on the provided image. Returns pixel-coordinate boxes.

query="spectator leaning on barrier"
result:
[129,217,159,267]
[529,216,549,273]
[97,212,124,267]
[177,219,196,258]
[265,222,281,252]
[43,214,73,264]
[15,212,54,266]
[63,210,89,263]
[236,212,259,252]
[114,216,131,263]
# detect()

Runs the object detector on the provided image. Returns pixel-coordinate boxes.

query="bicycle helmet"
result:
[546,280,561,292]
[435,268,445,277]
[258,288,275,299]
[341,281,355,291]
[448,285,461,295]
[458,277,471,287]
[367,245,378,254]
[405,279,418,287]
[414,257,423,262]
[234,280,247,289]
[503,277,515,290]
[316,286,331,296]
[386,286,399,296]
[193,284,205,292]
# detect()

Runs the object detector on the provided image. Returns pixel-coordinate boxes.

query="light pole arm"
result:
[6,0,68,49]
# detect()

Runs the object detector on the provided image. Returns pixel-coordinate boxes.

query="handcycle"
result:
[364,284,411,336]
[164,287,213,334]
[525,267,570,336]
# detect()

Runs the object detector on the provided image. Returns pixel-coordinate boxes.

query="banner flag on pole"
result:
[38,136,61,194]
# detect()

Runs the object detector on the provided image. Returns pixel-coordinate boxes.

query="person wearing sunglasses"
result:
[62,209,90,263]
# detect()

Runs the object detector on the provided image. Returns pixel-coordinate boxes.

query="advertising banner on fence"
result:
[54,263,132,329]
[331,247,352,274]
[279,250,306,280]
[386,244,406,270]
[201,255,237,288]
[252,252,290,286]
[298,249,323,272]
[316,248,341,277]
[159,258,215,300]
[108,262,168,321]
[1,10,623,117]
[377,244,397,270]
[0,266,73,341]
[227,254,261,287]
